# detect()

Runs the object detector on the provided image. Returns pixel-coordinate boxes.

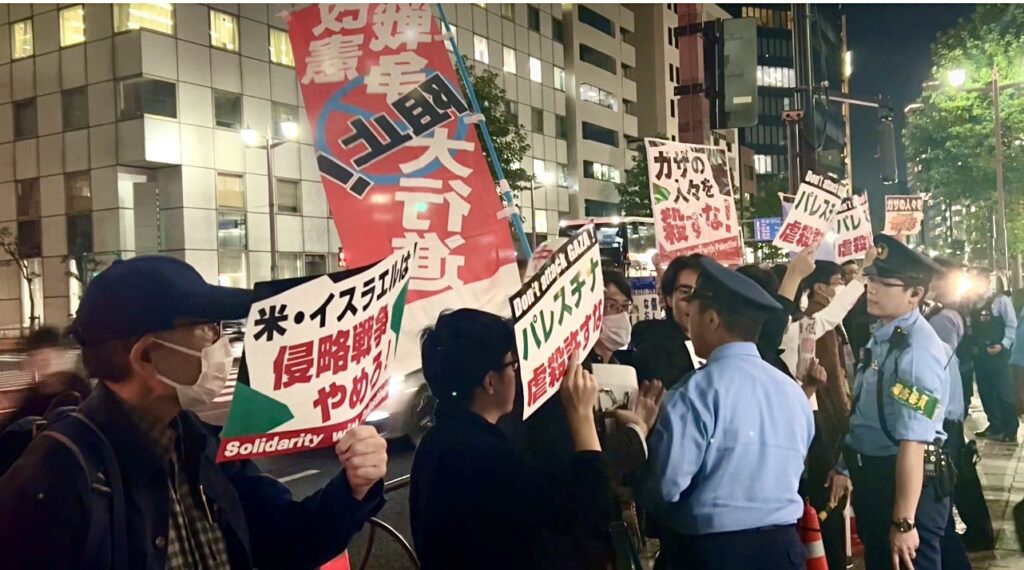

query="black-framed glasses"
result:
[604,299,634,315]
[500,360,520,372]
[671,286,695,300]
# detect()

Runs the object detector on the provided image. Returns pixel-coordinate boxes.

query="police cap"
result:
[692,257,782,317]
[865,234,941,286]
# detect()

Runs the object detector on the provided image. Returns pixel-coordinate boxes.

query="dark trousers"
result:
[945,421,995,549]
[940,501,971,570]
[658,525,804,570]
[939,422,972,570]
[846,449,949,570]
[974,351,1019,437]
[819,506,847,570]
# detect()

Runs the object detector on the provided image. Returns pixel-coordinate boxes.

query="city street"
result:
[254,402,1024,570]
[258,438,419,570]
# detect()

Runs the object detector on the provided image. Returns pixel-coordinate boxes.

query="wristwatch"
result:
[892,518,915,533]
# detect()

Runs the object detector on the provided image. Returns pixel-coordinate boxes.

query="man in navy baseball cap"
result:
[0,255,389,568]
[70,255,255,347]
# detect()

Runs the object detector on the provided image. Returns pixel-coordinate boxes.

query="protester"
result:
[797,261,852,570]
[518,270,663,497]
[640,257,814,570]
[840,259,859,285]
[735,264,795,375]
[828,235,950,570]
[631,255,699,388]
[1,326,91,430]
[966,267,1018,442]
[777,247,872,375]
[0,256,387,569]
[592,270,634,363]
[411,309,617,570]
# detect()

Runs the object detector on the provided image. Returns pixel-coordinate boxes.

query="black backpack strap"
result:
[40,413,128,570]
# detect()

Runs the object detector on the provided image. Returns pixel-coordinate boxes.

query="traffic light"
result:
[721,18,759,128]
[877,107,898,184]
[674,18,758,130]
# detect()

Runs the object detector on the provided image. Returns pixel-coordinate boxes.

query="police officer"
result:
[640,257,814,570]
[922,262,971,569]
[967,267,1019,442]
[827,235,951,570]
[928,258,995,554]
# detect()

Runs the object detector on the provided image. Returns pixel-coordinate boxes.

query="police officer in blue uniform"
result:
[828,235,951,570]
[640,257,814,570]
[967,267,1019,442]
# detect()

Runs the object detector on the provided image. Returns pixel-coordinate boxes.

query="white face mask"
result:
[152,336,233,410]
[600,312,632,350]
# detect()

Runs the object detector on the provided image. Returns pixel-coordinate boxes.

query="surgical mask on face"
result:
[152,336,233,410]
[600,312,633,350]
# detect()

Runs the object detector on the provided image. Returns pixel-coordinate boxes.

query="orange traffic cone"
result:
[321,552,350,570]
[799,502,828,570]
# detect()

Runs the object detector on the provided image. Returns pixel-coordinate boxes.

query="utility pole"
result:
[992,64,1010,275]
[841,14,853,193]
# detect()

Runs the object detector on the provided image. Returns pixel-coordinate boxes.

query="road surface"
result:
[256,438,419,570]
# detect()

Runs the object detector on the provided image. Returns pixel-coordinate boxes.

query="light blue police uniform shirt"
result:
[942,347,965,423]
[927,308,965,422]
[846,309,949,457]
[990,295,1017,350]
[1010,306,1024,367]
[640,342,814,535]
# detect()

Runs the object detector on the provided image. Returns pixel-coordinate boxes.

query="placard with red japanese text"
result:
[289,4,520,375]
[773,172,842,253]
[833,194,873,263]
[883,195,924,236]
[511,227,603,420]
[646,138,742,264]
[216,246,415,462]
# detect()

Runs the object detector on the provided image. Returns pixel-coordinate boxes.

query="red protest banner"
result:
[289,4,520,372]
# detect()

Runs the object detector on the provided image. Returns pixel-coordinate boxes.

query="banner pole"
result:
[436,3,533,258]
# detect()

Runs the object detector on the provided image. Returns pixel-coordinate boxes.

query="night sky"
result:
[844,4,974,202]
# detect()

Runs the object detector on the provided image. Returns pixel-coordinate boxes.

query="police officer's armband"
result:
[889,379,941,420]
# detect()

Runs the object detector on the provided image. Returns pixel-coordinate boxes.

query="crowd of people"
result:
[0,233,1020,569]
[411,232,1019,570]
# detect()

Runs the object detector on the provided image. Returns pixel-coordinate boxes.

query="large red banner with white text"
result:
[289,4,520,372]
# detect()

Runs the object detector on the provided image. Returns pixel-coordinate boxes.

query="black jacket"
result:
[0,383,384,569]
[630,319,696,388]
[411,403,616,570]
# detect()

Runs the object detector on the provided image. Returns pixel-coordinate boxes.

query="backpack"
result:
[0,409,128,569]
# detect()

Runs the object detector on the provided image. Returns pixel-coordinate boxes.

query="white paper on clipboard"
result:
[685,340,707,369]
[591,364,639,410]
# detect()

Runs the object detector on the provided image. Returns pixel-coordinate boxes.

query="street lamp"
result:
[240,122,300,279]
[947,68,967,88]
[942,66,1021,276]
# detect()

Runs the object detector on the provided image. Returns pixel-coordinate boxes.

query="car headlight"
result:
[388,374,405,396]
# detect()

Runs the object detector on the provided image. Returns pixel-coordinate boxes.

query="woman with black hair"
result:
[410,309,617,570]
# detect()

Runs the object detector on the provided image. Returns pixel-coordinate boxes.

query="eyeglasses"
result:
[604,299,634,315]
[500,360,520,372]
[671,286,695,300]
